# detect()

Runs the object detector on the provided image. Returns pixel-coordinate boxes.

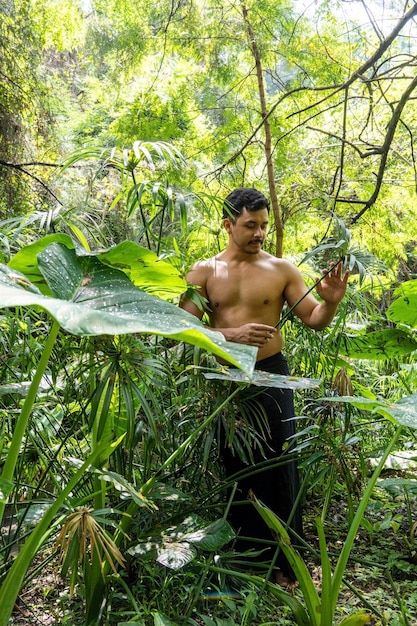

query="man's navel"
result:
[264,299,270,305]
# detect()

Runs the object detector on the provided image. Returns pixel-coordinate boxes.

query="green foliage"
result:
[8,234,186,298]
[252,416,405,625]
[128,515,235,569]
[388,279,417,328]
[0,236,257,625]
[0,240,256,371]
[32,0,86,50]
[2,1,417,623]
[2,0,417,270]
[0,0,57,219]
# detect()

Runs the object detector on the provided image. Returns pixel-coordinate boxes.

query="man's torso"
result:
[201,252,290,357]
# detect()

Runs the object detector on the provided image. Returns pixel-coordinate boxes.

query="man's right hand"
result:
[224,323,277,347]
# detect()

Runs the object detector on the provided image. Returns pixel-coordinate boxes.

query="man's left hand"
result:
[315,261,349,304]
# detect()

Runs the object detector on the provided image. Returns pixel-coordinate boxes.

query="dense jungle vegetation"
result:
[1,0,417,624]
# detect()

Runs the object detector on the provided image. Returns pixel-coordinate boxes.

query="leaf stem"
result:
[276,256,345,329]
[0,319,61,526]
[330,426,403,615]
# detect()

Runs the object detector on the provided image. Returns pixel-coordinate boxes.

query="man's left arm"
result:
[285,261,349,331]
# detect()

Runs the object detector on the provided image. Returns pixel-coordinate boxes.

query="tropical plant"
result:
[1,3,417,623]
[0,235,257,625]
[252,393,417,626]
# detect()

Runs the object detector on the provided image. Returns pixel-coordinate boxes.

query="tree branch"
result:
[0,160,63,205]
[241,3,284,257]
[349,71,417,224]
[211,3,417,176]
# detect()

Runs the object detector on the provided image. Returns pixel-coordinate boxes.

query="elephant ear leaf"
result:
[336,329,417,359]
[9,235,186,299]
[0,265,42,294]
[37,243,83,300]
[323,394,417,429]
[387,279,417,328]
[8,234,76,294]
[1,246,257,375]
[96,241,186,298]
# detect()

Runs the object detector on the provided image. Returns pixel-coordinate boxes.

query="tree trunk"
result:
[241,3,283,257]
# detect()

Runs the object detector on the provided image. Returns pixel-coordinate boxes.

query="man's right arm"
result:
[179,264,207,320]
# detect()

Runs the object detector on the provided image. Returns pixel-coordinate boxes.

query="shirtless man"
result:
[180,187,349,583]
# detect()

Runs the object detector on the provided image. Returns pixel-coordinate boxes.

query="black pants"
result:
[221,353,303,580]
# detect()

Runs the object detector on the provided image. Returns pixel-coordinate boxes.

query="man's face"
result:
[224,207,269,254]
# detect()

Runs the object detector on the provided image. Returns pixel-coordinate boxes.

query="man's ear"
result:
[223,217,232,233]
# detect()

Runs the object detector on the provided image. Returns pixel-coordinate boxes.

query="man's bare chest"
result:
[206,266,285,309]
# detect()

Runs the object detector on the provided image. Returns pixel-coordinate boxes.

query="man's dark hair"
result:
[222,187,270,220]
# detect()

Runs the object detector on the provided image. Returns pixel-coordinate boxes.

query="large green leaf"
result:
[7,233,75,293]
[336,329,417,359]
[324,394,417,429]
[387,279,417,328]
[185,518,235,551]
[8,235,186,298]
[156,542,196,569]
[204,369,320,389]
[97,241,185,297]
[128,515,234,570]
[378,477,417,497]
[0,250,256,374]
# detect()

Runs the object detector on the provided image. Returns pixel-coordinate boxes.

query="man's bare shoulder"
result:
[185,257,218,286]
[260,253,298,272]
[191,256,218,269]
[187,256,219,276]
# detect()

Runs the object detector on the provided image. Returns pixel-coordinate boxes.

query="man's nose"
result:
[254,227,263,238]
